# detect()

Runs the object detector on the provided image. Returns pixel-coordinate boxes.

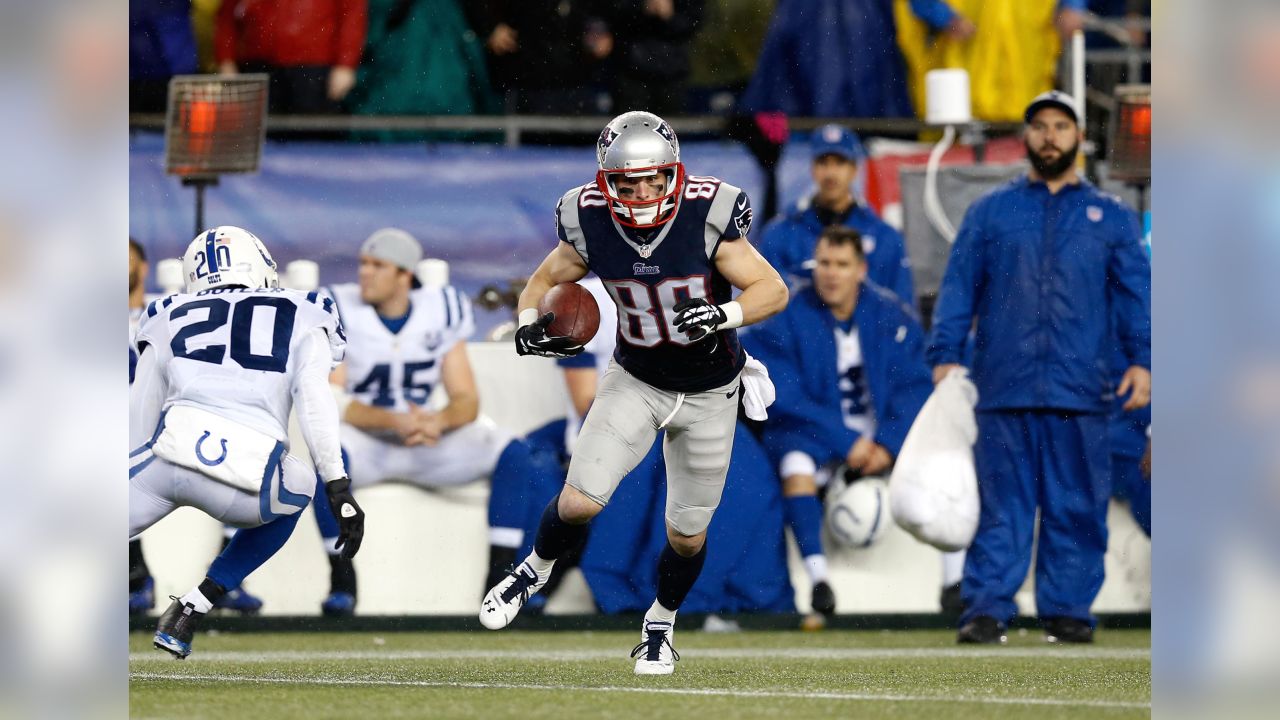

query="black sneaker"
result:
[153,596,206,659]
[324,554,358,617]
[1043,616,1094,644]
[940,582,963,616]
[811,581,836,617]
[957,615,1007,644]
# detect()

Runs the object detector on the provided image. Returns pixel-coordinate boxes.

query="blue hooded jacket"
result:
[744,283,933,467]
[129,0,198,81]
[760,196,915,304]
[739,0,913,118]
[927,176,1151,413]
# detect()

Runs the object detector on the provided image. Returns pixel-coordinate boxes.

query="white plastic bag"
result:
[888,368,980,551]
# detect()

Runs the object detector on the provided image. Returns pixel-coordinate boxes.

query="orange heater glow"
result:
[165,74,268,179]
[1110,85,1151,183]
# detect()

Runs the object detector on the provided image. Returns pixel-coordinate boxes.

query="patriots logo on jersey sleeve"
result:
[733,195,753,237]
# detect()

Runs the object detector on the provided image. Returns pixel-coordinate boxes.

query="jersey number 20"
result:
[170,297,296,373]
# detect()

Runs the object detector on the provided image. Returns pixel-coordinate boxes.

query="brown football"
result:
[537,282,601,345]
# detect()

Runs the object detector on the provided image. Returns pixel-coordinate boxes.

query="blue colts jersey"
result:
[556,176,754,392]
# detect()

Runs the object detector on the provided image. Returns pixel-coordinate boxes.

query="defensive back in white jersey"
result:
[132,286,345,442]
[327,282,473,414]
[129,286,348,536]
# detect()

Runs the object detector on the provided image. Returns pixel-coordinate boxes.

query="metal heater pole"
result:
[194,181,204,237]
[183,176,219,236]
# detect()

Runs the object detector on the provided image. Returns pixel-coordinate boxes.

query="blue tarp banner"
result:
[130,133,815,335]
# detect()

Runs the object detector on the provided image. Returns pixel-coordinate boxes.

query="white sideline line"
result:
[129,647,1150,663]
[130,671,1150,710]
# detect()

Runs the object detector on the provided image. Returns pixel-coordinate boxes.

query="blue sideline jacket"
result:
[738,0,913,118]
[759,197,915,303]
[927,176,1151,413]
[743,283,933,465]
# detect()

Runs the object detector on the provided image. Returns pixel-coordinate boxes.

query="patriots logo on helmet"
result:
[597,127,619,165]
[655,121,675,146]
[598,127,618,151]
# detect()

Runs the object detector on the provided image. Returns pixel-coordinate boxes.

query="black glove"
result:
[672,298,727,343]
[325,477,365,560]
[514,311,584,358]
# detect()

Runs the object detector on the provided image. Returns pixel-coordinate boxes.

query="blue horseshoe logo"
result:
[195,431,228,467]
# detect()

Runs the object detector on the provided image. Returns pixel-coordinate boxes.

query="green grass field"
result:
[129,628,1150,719]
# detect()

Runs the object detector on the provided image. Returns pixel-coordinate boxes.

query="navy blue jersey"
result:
[556,176,754,392]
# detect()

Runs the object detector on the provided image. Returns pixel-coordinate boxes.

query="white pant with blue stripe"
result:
[341,415,511,490]
[129,450,315,539]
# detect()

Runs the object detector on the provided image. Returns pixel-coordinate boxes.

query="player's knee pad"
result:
[666,504,714,537]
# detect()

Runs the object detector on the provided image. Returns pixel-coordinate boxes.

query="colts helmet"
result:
[595,111,685,229]
[825,470,890,549]
[181,226,280,293]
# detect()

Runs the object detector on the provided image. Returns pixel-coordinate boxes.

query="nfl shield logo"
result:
[1087,206,1103,222]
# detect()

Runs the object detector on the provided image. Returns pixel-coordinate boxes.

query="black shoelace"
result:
[630,624,680,663]
[498,565,538,605]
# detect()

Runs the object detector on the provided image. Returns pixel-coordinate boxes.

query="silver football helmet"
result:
[595,111,684,229]
[181,225,280,293]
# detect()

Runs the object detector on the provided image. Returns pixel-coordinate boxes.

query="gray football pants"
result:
[566,360,742,536]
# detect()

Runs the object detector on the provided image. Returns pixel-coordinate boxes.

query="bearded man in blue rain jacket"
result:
[928,91,1151,645]
[745,226,932,616]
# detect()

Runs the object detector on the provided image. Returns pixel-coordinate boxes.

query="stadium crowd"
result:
[130,0,1150,121]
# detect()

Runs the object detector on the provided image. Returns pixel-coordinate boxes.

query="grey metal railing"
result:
[129,113,1024,147]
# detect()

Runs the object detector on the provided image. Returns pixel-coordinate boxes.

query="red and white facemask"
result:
[596,163,684,229]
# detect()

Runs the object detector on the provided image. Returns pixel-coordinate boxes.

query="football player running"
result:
[480,111,788,676]
[129,227,364,659]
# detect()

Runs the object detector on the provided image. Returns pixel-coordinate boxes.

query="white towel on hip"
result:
[740,354,776,421]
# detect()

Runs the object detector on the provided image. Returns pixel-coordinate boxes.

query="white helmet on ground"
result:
[181,226,279,293]
[825,470,891,549]
[595,111,685,229]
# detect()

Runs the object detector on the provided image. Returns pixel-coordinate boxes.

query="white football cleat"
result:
[631,619,679,675]
[479,561,548,630]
